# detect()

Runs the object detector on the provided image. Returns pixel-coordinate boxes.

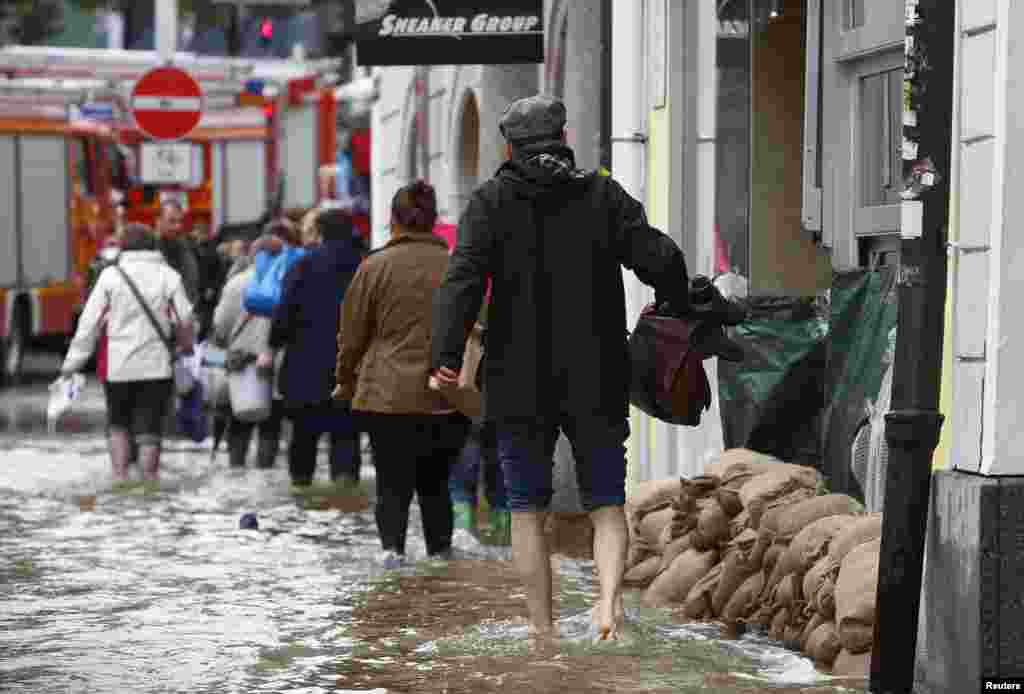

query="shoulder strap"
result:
[228,313,254,348]
[114,265,175,362]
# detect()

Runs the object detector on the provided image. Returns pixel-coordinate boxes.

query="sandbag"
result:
[628,478,682,517]
[702,448,783,479]
[642,547,719,608]
[722,570,765,624]
[715,487,743,517]
[624,555,663,587]
[683,562,724,619]
[801,612,827,652]
[636,507,675,550]
[740,465,823,527]
[807,621,842,667]
[770,515,851,589]
[816,575,837,619]
[835,538,880,654]
[774,572,801,609]
[762,541,785,583]
[832,649,871,677]
[827,513,883,568]
[729,509,751,539]
[769,607,790,641]
[776,494,863,540]
[656,519,675,553]
[783,622,804,650]
[756,486,817,534]
[712,528,771,615]
[803,556,834,612]
[692,498,731,550]
[658,532,693,574]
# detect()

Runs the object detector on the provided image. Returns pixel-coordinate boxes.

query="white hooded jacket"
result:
[62,250,194,382]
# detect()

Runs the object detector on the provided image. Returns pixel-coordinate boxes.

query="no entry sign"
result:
[130,66,204,141]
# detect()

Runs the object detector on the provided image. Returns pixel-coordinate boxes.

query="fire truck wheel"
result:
[2,303,27,387]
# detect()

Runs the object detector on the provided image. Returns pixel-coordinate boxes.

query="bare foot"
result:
[592,595,625,642]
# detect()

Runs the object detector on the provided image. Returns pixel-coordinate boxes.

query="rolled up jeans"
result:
[449,420,507,511]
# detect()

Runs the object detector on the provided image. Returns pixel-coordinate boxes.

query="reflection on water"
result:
[0,396,868,694]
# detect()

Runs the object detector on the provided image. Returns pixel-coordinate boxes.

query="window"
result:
[859,68,903,208]
[72,138,95,197]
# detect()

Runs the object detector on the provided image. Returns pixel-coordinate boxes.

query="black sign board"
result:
[353,0,544,66]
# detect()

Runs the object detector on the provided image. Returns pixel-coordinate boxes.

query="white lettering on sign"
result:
[132,96,201,111]
[379,13,540,37]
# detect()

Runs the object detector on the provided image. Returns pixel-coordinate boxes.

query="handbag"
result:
[443,322,485,419]
[114,265,194,395]
[243,246,304,317]
[628,303,713,426]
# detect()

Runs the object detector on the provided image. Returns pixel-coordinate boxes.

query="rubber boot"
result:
[452,501,478,536]
[486,508,512,546]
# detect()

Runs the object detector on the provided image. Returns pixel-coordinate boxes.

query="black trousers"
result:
[361,412,470,556]
[288,401,360,485]
[227,399,285,468]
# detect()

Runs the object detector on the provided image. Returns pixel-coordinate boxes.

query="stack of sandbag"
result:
[794,513,883,674]
[623,478,682,587]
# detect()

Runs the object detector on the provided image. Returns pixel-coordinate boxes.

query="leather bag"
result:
[628,303,713,426]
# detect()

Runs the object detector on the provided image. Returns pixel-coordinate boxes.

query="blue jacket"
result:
[269,236,365,407]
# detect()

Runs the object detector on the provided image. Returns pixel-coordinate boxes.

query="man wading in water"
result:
[430,95,692,640]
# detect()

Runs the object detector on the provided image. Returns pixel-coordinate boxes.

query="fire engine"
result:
[0,46,370,386]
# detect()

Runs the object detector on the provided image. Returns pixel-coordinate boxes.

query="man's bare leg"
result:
[511,510,555,637]
[590,505,628,640]
[138,436,161,483]
[109,428,131,482]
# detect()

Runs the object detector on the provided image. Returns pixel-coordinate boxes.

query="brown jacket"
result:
[334,231,455,414]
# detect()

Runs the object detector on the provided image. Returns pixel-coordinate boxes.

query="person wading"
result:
[61,224,194,483]
[335,182,471,566]
[429,95,692,640]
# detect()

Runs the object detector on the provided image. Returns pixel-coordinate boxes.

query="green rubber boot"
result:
[452,501,478,535]
[486,508,512,546]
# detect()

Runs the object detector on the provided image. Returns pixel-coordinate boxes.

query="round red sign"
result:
[130,66,204,141]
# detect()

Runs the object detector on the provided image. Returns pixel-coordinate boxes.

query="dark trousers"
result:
[288,401,360,485]
[227,399,285,468]
[361,412,470,556]
[449,420,507,510]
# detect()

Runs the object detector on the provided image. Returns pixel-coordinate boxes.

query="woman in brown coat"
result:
[334,181,470,565]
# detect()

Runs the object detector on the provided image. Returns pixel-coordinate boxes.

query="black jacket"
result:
[431,145,691,423]
[269,237,364,408]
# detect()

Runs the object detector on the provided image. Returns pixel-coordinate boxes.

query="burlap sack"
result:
[628,478,683,517]
[642,547,719,608]
[807,621,842,667]
[729,508,752,539]
[703,448,783,479]
[803,555,834,612]
[801,612,827,652]
[683,562,724,619]
[835,538,880,654]
[774,572,802,609]
[636,507,675,550]
[623,555,663,588]
[626,543,654,572]
[722,569,766,624]
[775,494,863,540]
[658,532,694,575]
[756,486,817,534]
[816,575,837,619]
[769,606,790,641]
[692,498,731,550]
[827,513,883,568]
[762,541,786,584]
[712,528,770,616]
[715,487,743,517]
[740,465,823,527]
[783,622,804,650]
[656,519,675,553]
[832,649,872,677]
[769,515,852,590]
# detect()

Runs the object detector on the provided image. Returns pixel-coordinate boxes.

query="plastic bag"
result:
[176,380,208,443]
[243,246,305,317]
[47,374,85,433]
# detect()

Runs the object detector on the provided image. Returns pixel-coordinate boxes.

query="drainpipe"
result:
[612,0,648,484]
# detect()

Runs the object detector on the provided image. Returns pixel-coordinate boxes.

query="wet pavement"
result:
[0,362,869,694]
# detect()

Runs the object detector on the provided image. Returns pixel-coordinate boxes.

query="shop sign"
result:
[353,0,544,66]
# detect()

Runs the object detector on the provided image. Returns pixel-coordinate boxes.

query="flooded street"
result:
[1,365,868,694]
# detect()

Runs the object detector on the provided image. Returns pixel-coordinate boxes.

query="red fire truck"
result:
[0,47,354,386]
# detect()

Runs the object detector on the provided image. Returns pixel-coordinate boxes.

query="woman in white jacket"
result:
[61,224,194,483]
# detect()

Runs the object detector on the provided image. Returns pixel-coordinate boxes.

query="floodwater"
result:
[0,376,869,694]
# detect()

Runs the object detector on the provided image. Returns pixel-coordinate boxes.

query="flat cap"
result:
[499,94,567,145]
